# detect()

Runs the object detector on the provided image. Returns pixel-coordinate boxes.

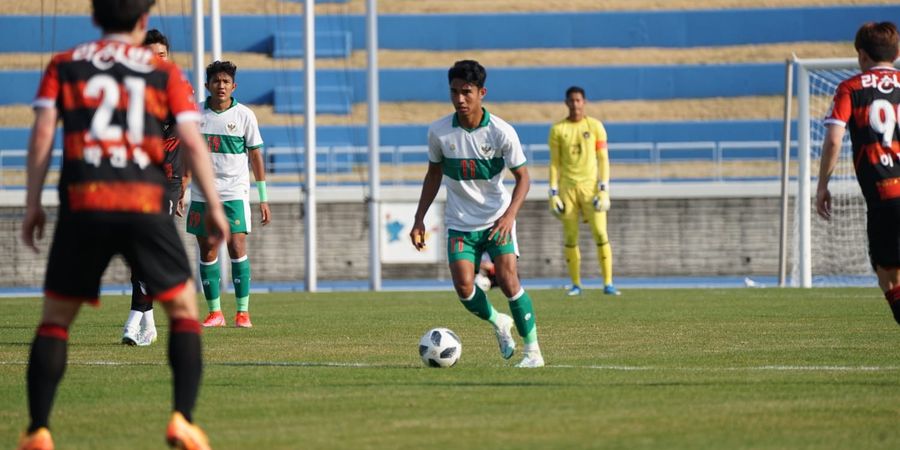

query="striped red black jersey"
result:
[34,38,199,216]
[161,117,185,183]
[825,66,900,207]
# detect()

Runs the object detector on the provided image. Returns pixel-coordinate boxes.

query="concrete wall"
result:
[1,194,788,288]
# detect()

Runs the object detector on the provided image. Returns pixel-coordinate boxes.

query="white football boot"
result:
[492,313,516,360]
[121,325,140,346]
[137,327,158,346]
[515,350,545,368]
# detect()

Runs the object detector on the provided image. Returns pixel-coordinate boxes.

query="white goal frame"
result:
[793,57,900,287]
[795,58,856,287]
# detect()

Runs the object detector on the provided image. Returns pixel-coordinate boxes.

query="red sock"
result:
[884,286,900,325]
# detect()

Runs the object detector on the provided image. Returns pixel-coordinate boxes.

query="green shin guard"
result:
[460,285,496,322]
[232,258,251,312]
[199,260,221,312]
[509,290,537,344]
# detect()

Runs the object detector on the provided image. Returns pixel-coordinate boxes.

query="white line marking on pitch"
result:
[552,364,900,372]
[1,361,899,371]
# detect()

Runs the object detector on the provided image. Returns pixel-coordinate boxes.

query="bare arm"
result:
[248,147,266,183]
[815,124,846,220]
[248,147,271,225]
[488,165,531,243]
[21,107,58,251]
[175,168,190,217]
[173,147,191,217]
[410,162,443,250]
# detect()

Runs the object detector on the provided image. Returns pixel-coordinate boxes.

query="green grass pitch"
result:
[2,288,900,449]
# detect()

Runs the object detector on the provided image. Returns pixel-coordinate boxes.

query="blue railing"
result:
[0,140,800,188]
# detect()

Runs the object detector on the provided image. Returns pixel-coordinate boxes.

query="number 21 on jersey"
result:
[82,73,150,169]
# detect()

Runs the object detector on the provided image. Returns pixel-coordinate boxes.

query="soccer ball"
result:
[418,327,462,368]
[474,273,492,291]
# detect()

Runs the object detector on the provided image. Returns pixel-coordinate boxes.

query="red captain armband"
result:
[596,140,607,151]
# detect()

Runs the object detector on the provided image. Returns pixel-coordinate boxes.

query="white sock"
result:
[124,310,142,332]
[524,342,541,354]
[142,309,156,331]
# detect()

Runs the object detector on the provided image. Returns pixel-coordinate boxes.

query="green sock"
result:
[509,289,537,344]
[232,257,251,312]
[199,259,221,312]
[459,285,497,324]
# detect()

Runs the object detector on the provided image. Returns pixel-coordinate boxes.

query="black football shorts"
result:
[867,205,900,271]
[44,214,191,303]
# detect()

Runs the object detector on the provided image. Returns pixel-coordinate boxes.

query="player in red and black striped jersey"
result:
[17,1,229,449]
[121,29,191,348]
[817,21,900,326]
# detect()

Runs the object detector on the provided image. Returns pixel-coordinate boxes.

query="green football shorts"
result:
[186,199,251,236]
[447,227,518,271]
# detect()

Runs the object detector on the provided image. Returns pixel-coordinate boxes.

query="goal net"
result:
[792,58,879,287]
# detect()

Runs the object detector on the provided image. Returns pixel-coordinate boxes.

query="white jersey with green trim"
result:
[427,109,527,232]
[192,98,264,202]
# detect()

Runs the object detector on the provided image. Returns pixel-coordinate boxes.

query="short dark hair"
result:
[448,60,486,88]
[143,28,169,50]
[855,21,899,63]
[92,0,155,33]
[565,86,586,99]
[206,60,237,82]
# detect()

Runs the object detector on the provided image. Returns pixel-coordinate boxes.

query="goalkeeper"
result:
[547,86,619,296]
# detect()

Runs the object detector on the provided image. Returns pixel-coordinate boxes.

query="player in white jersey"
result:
[410,60,544,368]
[187,61,271,328]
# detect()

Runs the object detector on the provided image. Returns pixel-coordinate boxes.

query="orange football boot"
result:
[201,311,226,327]
[165,412,210,450]
[16,427,53,450]
[234,312,252,328]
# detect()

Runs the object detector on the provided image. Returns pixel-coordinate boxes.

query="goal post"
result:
[790,57,898,287]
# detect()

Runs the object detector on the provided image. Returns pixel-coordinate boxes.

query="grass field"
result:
[2,288,900,449]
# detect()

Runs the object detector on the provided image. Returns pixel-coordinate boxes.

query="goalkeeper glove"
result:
[593,183,610,212]
[549,188,564,218]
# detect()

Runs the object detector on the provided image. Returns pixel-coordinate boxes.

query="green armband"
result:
[257,181,268,203]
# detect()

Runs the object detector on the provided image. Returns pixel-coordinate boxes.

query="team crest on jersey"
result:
[480,144,493,156]
[449,144,456,152]
[227,122,237,132]
[583,132,591,140]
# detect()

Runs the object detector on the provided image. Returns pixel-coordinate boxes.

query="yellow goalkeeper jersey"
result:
[548,116,608,186]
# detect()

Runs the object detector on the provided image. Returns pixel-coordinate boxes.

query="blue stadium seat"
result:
[273,85,353,114]
[265,143,356,174]
[272,31,352,59]
[282,0,348,3]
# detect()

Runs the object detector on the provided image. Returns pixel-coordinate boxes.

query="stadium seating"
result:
[272,31,352,58]
[0,6,891,52]
[273,85,353,114]
[0,64,787,105]
[0,5,895,180]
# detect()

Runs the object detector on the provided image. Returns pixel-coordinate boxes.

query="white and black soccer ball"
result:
[418,327,462,368]
[474,273,493,292]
